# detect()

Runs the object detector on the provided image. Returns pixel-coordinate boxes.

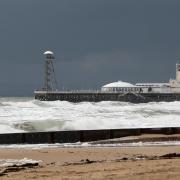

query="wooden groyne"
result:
[0,127,180,145]
[34,91,180,103]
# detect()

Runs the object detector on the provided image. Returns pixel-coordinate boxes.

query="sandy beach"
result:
[0,135,180,180]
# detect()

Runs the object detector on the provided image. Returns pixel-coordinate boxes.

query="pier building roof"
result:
[102,81,135,88]
[135,83,170,87]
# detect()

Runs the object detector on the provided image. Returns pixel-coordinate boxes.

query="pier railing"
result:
[35,90,105,94]
[34,89,176,94]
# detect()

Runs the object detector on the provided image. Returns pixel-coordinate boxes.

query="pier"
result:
[34,90,180,102]
[34,51,180,102]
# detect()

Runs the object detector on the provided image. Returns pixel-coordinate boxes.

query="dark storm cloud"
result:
[0,0,180,95]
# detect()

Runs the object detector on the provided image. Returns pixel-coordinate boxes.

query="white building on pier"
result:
[101,63,180,93]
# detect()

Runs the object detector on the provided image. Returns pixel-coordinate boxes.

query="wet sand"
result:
[0,136,180,179]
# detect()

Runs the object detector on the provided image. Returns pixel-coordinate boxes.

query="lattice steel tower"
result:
[43,51,58,91]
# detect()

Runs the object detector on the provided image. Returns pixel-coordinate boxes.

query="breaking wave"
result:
[0,97,180,133]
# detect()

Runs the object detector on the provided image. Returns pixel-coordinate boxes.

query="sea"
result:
[1,97,180,133]
[0,97,180,148]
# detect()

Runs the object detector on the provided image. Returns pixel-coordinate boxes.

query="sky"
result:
[0,0,180,96]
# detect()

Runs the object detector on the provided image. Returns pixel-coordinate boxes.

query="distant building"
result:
[101,81,141,93]
[101,63,180,93]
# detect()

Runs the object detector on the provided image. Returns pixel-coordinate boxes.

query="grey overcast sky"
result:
[0,0,180,96]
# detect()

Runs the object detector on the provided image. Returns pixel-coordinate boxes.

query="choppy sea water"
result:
[0,97,180,134]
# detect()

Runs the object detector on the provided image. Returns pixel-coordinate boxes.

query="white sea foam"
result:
[0,97,180,133]
[0,158,41,167]
[0,141,180,149]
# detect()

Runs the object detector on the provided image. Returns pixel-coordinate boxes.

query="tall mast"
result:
[43,50,58,91]
[176,62,180,82]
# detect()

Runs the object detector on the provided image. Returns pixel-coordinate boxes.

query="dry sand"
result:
[0,135,180,180]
